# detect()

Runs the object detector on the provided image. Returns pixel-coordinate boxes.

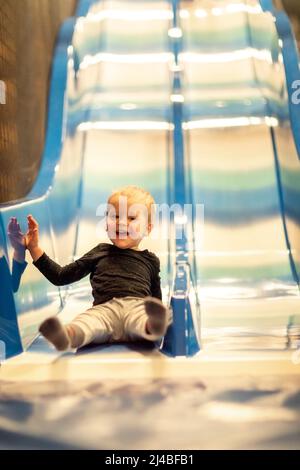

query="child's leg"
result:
[39,302,121,351]
[123,296,171,342]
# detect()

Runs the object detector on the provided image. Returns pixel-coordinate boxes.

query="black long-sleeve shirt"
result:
[33,243,162,305]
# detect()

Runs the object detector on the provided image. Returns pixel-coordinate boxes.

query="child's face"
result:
[106,197,152,249]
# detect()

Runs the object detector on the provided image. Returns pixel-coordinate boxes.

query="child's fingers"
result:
[8,218,18,233]
[27,214,39,229]
[27,228,38,237]
[27,215,38,225]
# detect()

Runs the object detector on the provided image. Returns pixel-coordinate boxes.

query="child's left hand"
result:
[7,217,26,253]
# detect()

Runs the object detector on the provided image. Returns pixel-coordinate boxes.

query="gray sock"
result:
[39,317,71,351]
[144,297,168,336]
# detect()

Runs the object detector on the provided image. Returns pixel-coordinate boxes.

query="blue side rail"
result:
[260,0,300,159]
[161,0,201,357]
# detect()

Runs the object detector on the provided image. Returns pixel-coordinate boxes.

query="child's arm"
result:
[151,258,162,301]
[26,215,96,286]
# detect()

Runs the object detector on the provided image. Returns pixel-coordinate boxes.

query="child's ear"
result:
[147,223,153,234]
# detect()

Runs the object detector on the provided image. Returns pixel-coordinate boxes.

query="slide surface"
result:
[0,0,299,356]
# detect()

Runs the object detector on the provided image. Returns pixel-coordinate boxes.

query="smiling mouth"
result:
[116,230,129,237]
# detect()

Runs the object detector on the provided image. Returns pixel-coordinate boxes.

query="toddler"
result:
[26,185,171,351]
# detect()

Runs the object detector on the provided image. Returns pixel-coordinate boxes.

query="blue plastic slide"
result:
[0,0,300,360]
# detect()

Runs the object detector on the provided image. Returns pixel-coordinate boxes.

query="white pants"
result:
[70,296,171,347]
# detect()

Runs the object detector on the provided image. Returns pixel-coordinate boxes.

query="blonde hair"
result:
[108,185,155,223]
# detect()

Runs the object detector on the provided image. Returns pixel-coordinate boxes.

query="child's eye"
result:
[128,216,136,221]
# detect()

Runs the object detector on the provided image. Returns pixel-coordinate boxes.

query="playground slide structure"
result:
[0,0,300,360]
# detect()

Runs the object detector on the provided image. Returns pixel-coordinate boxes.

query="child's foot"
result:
[39,316,71,351]
[144,297,168,336]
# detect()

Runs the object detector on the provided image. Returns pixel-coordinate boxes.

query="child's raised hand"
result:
[25,215,39,250]
[7,217,26,252]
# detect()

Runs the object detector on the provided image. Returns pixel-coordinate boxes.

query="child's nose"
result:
[118,218,127,228]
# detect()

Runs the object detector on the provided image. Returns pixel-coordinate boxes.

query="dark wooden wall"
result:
[0,0,77,203]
